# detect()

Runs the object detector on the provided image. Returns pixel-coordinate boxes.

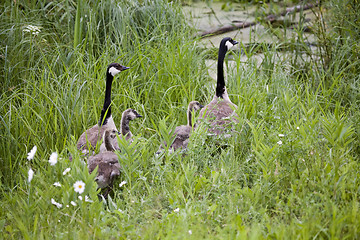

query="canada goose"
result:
[88,129,121,189]
[99,108,142,152]
[77,63,129,153]
[197,37,239,136]
[158,101,203,153]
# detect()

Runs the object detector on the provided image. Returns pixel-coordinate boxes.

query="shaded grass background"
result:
[0,0,360,238]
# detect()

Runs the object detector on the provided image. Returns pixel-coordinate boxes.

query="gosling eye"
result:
[109,161,118,165]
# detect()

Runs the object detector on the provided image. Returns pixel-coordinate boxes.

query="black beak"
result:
[117,131,121,135]
[137,114,143,118]
[199,104,204,109]
[122,66,130,71]
[233,40,239,45]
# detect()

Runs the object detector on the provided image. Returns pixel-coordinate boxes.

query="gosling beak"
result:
[233,40,239,45]
[110,170,120,180]
[137,114,143,118]
[199,104,204,109]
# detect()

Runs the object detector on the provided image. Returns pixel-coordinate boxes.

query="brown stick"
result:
[199,21,257,37]
[198,1,319,38]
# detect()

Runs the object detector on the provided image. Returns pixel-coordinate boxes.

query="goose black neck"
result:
[216,44,228,98]
[99,73,114,126]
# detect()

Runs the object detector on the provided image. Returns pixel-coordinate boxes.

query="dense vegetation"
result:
[1,0,359,238]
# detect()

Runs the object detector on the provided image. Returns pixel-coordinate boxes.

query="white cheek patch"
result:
[108,66,121,76]
[225,41,235,50]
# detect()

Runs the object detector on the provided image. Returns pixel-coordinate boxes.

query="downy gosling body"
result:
[87,129,121,189]
[159,101,203,153]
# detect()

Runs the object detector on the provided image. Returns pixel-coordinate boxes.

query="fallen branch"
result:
[198,1,319,38]
[198,21,257,38]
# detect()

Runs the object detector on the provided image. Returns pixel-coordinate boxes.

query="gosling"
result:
[158,101,203,153]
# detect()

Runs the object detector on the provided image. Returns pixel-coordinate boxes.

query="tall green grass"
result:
[0,0,208,187]
[0,0,360,238]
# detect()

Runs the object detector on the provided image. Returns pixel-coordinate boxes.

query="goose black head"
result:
[220,37,239,51]
[122,109,143,121]
[107,63,130,77]
[189,101,204,111]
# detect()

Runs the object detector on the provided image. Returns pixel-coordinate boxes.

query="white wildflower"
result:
[23,25,41,36]
[296,126,300,130]
[49,152,58,166]
[174,208,180,213]
[27,146,37,160]
[189,230,192,235]
[119,181,127,187]
[278,134,285,137]
[85,196,93,203]
[53,182,61,187]
[277,141,283,145]
[51,198,62,208]
[28,168,34,183]
[73,180,85,194]
[62,167,71,175]
[70,201,77,206]
[78,196,83,201]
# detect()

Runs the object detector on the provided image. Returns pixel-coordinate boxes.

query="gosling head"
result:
[93,157,121,189]
[104,129,118,140]
[220,37,239,51]
[122,109,143,121]
[102,129,119,152]
[107,63,130,77]
[188,101,204,112]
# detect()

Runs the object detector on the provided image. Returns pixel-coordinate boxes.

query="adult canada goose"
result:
[88,129,121,189]
[77,63,129,153]
[99,108,142,152]
[158,101,203,153]
[197,37,239,136]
